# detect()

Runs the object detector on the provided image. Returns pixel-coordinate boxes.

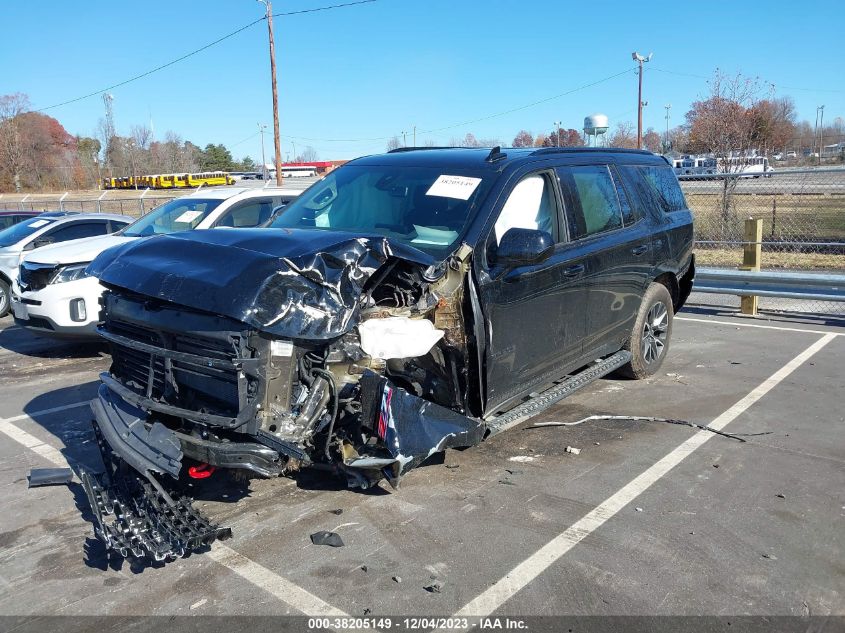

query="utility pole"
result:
[554,121,562,147]
[258,123,267,180]
[664,104,671,153]
[413,125,416,147]
[402,131,407,147]
[259,0,283,186]
[632,52,652,149]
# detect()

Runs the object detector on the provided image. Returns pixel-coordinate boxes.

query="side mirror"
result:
[496,228,554,267]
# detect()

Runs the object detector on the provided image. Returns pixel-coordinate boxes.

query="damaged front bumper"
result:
[80,420,231,562]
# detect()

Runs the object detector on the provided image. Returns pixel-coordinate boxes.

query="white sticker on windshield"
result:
[29,219,50,228]
[174,210,203,224]
[426,175,482,201]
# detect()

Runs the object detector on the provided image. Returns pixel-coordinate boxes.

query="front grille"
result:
[19,262,57,291]
[100,292,259,418]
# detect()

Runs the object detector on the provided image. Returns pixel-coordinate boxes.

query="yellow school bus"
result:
[184,171,235,187]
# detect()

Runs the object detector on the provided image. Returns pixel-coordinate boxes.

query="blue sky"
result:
[1,0,843,161]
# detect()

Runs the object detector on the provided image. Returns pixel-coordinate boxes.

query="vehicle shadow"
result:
[0,318,107,359]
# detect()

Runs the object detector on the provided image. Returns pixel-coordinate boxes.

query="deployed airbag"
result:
[358,316,445,360]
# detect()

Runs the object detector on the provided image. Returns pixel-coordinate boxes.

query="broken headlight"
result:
[50,262,91,285]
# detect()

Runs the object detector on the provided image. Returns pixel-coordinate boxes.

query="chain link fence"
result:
[680,168,845,316]
[1,172,843,316]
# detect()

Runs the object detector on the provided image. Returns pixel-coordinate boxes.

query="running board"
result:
[484,350,632,436]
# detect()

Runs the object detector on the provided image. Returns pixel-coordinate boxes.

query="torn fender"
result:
[88,228,437,341]
[358,372,486,482]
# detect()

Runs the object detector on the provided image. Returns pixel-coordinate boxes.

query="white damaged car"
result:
[13,187,300,338]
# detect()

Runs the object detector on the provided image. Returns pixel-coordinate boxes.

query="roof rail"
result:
[530,147,652,156]
[387,146,460,153]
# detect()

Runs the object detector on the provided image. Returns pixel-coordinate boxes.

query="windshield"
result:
[268,165,492,255]
[0,217,56,248]
[122,198,224,237]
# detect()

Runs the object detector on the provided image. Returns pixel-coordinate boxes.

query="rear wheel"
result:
[0,280,10,317]
[618,282,673,379]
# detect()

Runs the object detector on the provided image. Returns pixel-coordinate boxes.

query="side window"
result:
[216,199,274,228]
[611,167,638,225]
[627,165,688,213]
[557,166,623,240]
[41,221,108,244]
[108,220,130,233]
[493,172,556,245]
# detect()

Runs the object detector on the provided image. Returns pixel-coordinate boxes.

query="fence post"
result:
[58,191,68,212]
[19,194,29,211]
[740,217,763,315]
[139,188,150,216]
[97,190,107,214]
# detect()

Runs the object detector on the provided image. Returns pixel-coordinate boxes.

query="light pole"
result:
[402,131,407,147]
[632,51,653,149]
[554,121,562,147]
[818,105,825,165]
[664,104,672,153]
[292,140,297,162]
[258,123,267,180]
[258,0,283,186]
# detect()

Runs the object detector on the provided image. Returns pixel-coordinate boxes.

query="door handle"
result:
[563,264,585,277]
[631,245,649,256]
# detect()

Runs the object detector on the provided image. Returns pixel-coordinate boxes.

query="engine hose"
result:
[311,368,339,460]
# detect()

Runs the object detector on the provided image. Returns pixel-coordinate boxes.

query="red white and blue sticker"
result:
[377,385,395,441]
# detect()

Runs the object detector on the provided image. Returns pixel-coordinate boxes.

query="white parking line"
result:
[448,332,837,619]
[676,315,842,336]
[0,403,353,618]
[3,400,90,423]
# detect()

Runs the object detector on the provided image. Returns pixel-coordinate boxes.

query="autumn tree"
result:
[512,130,534,147]
[642,127,662,153]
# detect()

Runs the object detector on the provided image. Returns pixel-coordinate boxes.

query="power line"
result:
[272,0,378,17]
[35,0,383,112]
[276,68,636,143]
[651,67,844,94]
[37,18,266,112]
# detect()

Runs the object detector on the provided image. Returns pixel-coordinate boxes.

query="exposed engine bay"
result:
[81,230,488,560]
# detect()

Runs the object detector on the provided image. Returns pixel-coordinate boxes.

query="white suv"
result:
[12,187,300,338]
[0,213,131,318]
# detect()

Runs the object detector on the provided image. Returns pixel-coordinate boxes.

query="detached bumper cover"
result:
[92,382,183,478]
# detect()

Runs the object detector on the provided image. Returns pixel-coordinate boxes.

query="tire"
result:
[0,280,10,318]
[618,282,674,380]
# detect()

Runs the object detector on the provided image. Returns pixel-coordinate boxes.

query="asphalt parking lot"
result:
[0,308,843,624]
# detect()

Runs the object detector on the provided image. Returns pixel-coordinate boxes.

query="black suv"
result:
[82,147,694,559]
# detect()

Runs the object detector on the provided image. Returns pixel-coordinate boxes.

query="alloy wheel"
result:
[641,301,668,365]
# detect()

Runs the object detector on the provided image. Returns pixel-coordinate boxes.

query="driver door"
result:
[476,169,589,415]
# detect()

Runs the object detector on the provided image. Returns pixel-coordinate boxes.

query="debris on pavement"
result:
[635,507,644,512]
[776,494,786,499]
[328,508,344,515]
[424,582,443,594]
[565,446,581,455]
[310,531,345,547]
[498,479,517,486]
[528,415,747,442]
[27,467,73,488]
[392,576,402,583]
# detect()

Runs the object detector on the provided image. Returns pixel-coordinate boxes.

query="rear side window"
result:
[625,165,688,213]
[557,166,623,240]
[42,221,109,244]
[216,199,275,228]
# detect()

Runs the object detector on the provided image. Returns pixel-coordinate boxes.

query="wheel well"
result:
[653,272,679,311]
[0,271,11,287]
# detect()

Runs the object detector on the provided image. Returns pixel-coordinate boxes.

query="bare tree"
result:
[609,122,637,148]
[386,136,401,152]
[298,146,318,162]
[0,93,31,191]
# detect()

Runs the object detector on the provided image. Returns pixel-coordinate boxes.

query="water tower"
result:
[583,113,609,147]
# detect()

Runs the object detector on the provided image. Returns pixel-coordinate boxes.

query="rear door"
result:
[555,165,654,357]
[27,220,112,249]
[477,168,589,415]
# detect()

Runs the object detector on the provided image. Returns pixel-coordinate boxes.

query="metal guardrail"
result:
[695,267,845,302]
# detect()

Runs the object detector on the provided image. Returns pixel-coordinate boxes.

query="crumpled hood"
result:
[88,228,437,341]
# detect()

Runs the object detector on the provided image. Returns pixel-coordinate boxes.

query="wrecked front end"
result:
[81,229,486,560]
